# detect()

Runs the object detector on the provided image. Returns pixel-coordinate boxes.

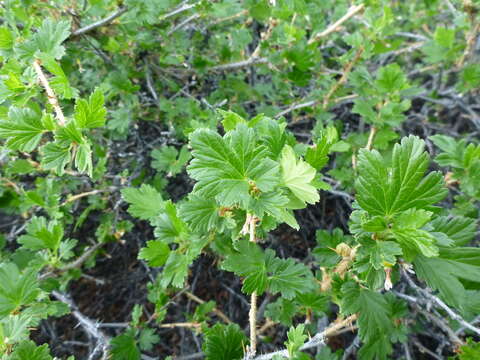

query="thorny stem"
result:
[242,213,259,357]
[322,47,364,109]
[32,59,66,126]
[365,126,378,151]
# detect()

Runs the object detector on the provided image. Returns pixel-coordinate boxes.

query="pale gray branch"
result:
[72,7,128,37]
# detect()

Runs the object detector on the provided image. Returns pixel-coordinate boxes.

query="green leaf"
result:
[74,88,107,129]
[121,185,164,221]
[151,145,191,176]
[160,252,192,288]
[286,324,307,357]
[138,240,170,267]
[434,26,455,48]
[40,56,77,99]
[179,195,223,233]
[222,241,268,295]
[341,282,393,359]
[391,209,438,258]
[414,250,480,310]
[368,240,402,269]
[219,110,246,131]
[203,323,247,360]
[0,263,40,316]
[375,63,409,93]
[0,27,13,50]
[74,142,93,176]
[265,298,299,326]
[138,328,160,351]
[265,251,315,299]
[187,124,279,207]
[111,328,141,360]
[355,135,447,216]
[40,142,71,175]
[280,145,319,205]
[17,216,63,251]
[17,19,71,59]
[10,341,53,360]
[0,107,46,151]
[222,241,314,298]
[154,201,189,243]
[430,216,477,246]
[305,137,331,170]
[0,314,30,347]
[455,338,480,360]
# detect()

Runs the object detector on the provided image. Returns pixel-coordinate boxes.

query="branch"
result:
[159,1,200,21]
[32,59,66,126]
[185,291,232,324]
[275,94,357,119]
[365,126,377,151]
[39,242,104,280]
[208,57,269,72]
[402,269,480,336]
[61,188,115,206]
[52,291,110,360]
[72,6,128,37]
[322,47,364,109]
[308,4,365,45]
[242,214,259,358]
[250,315,357,360]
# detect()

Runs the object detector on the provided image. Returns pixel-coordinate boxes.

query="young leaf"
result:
[74,88,107,129]
[391,209,438,257]
[286,324,307,357]
[187,124,279,207]
[355,136,447,216]
[151,145,191,176]
[74,142,93,176]
[121,185,164,221]
[222,241,314,298]
[280,145,319,205]
[17,216,63,251]
[138,240,170,267]
[110,328,141,360]
[0,263,41,316]
[17,19,71,60]
[40,142,71,175]
[138,328,160,351]
[203,323,247,360]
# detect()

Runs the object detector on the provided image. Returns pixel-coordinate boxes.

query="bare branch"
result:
[72,6,128,37]
[250,315,357,360]
[52,291,110,360]
[402,269,480,336]
[209,57,268,72]
[160,2,200,21]
[308,4,365,45]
